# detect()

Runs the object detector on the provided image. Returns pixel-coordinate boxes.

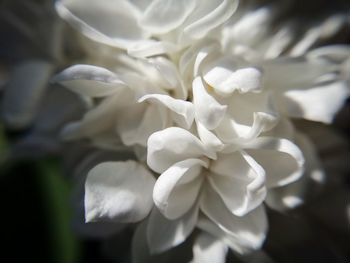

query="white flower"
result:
[50,0,350,262]
[145,126,304,253]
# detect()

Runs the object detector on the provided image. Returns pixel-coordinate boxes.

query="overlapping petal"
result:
[140,0,196,34]
[183,0,239,40]
[153,158,206,219]
[244,137,305,187]
[139,94,194,129]
[147,205,199,253]
[147,127,216,173]
[200,183,268,250]
[193,76,227,130]
[209,151,266,216]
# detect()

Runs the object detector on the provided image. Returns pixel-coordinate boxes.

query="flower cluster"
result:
[53,0,350,261]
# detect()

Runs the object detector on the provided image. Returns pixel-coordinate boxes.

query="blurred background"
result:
[0,0,349,262]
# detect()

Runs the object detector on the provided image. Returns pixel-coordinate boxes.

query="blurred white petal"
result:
[147,205,199,254]
[53,64,128,97]
[282,81,349,123]
[2,60,54,129]
[190,232,228,263]
[85,161,155,223]
[56,0,149,48]
[140,0,196,34]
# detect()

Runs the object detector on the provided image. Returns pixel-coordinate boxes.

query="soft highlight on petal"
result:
[147,205,199,254]
[84,161,155,223]
[147,127,216,174]
[153,158,206,219]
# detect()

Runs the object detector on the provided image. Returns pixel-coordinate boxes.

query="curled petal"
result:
[147,205,199,254]
[200,184,268,250]
[193,77,227,130]
[139,94,194,129]
[84,161,155,223]
[153,158,206,219]
[209,151,266,216]
[204,67,263,96]
[265,132,325,211]
[147,127,216,174]
[244,137,305,187]
[53,64,127,97]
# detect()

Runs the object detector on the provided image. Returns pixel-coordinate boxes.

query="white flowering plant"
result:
[47,0,350,262]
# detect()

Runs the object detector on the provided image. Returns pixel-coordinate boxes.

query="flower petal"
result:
[190,232,228,263]
[56,0,149,49]
[153,158,206,219]
[265,132,325,211]
[147,205,199,254]
[193,76,227,130]
[244,137,305,187]
[139,94,194,129]
[140,0,196,34]
[84,161,155,223]
[209,151,266,216]
[282,81,349,124]
[61,89,134,140]
[200,183,268,250]
[215,92,278,142]
[196,121,224,152]
[204,66,263,96]
[183,0,239,39]
[149,57,188,99]
[127,39,179,58]
[116,102,167,147]
[53,64,127,97]
[197,216,250,254]
[2,60,54,129]
[132,220,193,263]
[179,40,220,85]
[147,127,216,174]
